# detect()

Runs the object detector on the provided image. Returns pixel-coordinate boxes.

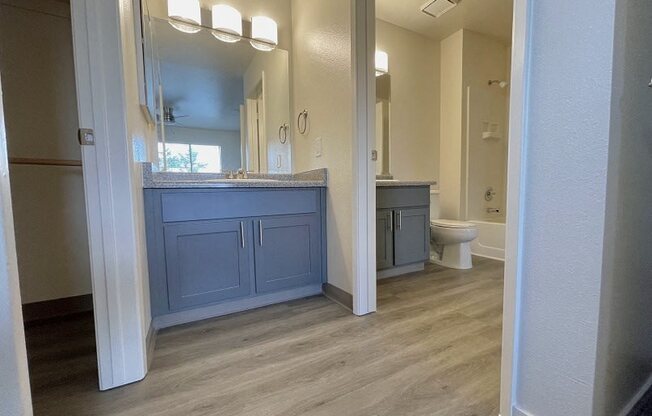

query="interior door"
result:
[254,214,321,293]
[376,209,394,270]
[393,207,430,267]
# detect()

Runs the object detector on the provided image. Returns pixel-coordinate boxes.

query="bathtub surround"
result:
[439,29,510,222]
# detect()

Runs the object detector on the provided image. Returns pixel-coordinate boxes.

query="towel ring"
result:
[297,110,308,135]
[278,123,289,144]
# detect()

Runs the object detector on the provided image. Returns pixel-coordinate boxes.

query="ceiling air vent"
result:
[421,0,460,18]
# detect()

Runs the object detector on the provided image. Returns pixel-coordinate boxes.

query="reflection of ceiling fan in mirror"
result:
[159,106,189,125]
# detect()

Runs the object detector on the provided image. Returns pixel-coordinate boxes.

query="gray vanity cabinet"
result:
[376,209,394,270]
[376,186,430,271]
[145,187,326,320]
[164,220,251,310]
[254,214,322,293]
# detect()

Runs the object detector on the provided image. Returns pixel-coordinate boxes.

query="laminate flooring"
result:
[26,257,504,416]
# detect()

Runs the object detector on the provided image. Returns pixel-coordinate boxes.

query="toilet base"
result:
[430,242,473,270]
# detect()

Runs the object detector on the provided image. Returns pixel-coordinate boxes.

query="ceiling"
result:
[153,17,255,131]
[376,0,513,43]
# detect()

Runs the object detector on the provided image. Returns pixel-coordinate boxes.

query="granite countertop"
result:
[376,179,437,188]
[141,163,327,189]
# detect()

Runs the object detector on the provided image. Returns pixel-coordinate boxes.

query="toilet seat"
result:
[431,219,475,229]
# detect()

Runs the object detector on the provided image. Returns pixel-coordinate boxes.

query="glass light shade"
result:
[167,0,201,34]
[250,16,278,52]
[375,50,389,76]
[211,5,242,43]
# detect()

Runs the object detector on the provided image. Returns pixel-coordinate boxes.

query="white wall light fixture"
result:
[375,50,389,76]
[167,0,201,34]
[250,16,278,51]
[211,5,243,43]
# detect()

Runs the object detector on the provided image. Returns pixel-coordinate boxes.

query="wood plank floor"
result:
[26,257,504,416]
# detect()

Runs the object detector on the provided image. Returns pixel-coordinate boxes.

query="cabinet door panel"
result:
[254,215,321,293]
[394,207,430,267]
[376,209,394,270]
[164,220,251,310]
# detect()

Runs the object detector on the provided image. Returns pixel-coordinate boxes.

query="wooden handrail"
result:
[9,157,82,167]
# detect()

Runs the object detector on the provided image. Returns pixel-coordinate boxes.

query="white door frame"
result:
[71,0,148,390]
[0,74,33,416]
[351,0,532,414]
[352,0,377,316]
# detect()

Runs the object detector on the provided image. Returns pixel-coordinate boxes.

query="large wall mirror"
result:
[138,0,292,174]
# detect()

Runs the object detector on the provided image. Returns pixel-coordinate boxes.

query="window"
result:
[158,143,222,173]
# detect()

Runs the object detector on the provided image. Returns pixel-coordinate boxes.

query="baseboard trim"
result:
[619,372,652,416]
[513,406,534,416]
[153,285,323,329]
[471,252,506,262]
[145,323,157,370]
[322,283,353,311]
[22,294,93,324]
[377,263,425,280]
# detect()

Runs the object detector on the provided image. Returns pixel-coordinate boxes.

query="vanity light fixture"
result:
[250,16,278,51]
[211,5,243,43]
[375,50,389,76]
[167,0,201,34]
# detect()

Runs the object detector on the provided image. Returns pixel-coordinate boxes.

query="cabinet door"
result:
[394,207,430,267]
[376,209,394,270]
[164,220,251,311]
[254,214,322,293]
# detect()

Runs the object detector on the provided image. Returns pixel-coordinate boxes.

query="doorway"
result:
[354,0,527,415]
[0,0,99,408]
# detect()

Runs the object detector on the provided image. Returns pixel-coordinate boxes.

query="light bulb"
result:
[167,0,201,34]
[212,5,242,43]
[375,50,389,76]
[250,16,278,52]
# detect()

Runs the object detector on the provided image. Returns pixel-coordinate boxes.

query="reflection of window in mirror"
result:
[158,143,222,173]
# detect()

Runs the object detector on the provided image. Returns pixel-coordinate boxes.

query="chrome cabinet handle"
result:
[259,220,263,246]
[240,221,245,248]
[397,211,402,230]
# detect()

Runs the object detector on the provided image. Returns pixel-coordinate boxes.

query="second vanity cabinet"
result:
[145,187,326,319]
[377,186,431,271]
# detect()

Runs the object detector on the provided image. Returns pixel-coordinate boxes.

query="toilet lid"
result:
[431,219,475,229]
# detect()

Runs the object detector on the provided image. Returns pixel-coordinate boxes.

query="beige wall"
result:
[0,0,92,303]
[375,19,439,183]
[439,30,464,219]
[291,0,354,294]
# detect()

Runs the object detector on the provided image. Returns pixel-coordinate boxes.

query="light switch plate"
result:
[276,154,282,168]
[314,137,322,158]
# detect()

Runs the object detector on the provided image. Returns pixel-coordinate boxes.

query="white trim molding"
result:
[619,373,652,416]
[351,0,377,316]
[500,0,532,415]
[71,0,148,390]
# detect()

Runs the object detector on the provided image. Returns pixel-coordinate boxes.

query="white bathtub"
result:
[469,220,506,261]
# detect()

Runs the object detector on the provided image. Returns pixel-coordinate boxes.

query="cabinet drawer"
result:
[377,187,430,209]
[159,189,320,223]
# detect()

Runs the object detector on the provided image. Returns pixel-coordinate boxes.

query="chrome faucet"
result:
[236,168,245,179]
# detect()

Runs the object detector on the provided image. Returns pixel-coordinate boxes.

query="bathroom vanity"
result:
[143,165,327,328]
[376,180,435,278]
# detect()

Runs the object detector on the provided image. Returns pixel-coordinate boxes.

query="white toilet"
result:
[430,220,479,270]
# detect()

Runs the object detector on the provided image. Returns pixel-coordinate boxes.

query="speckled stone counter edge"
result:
[141,163,328,189]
